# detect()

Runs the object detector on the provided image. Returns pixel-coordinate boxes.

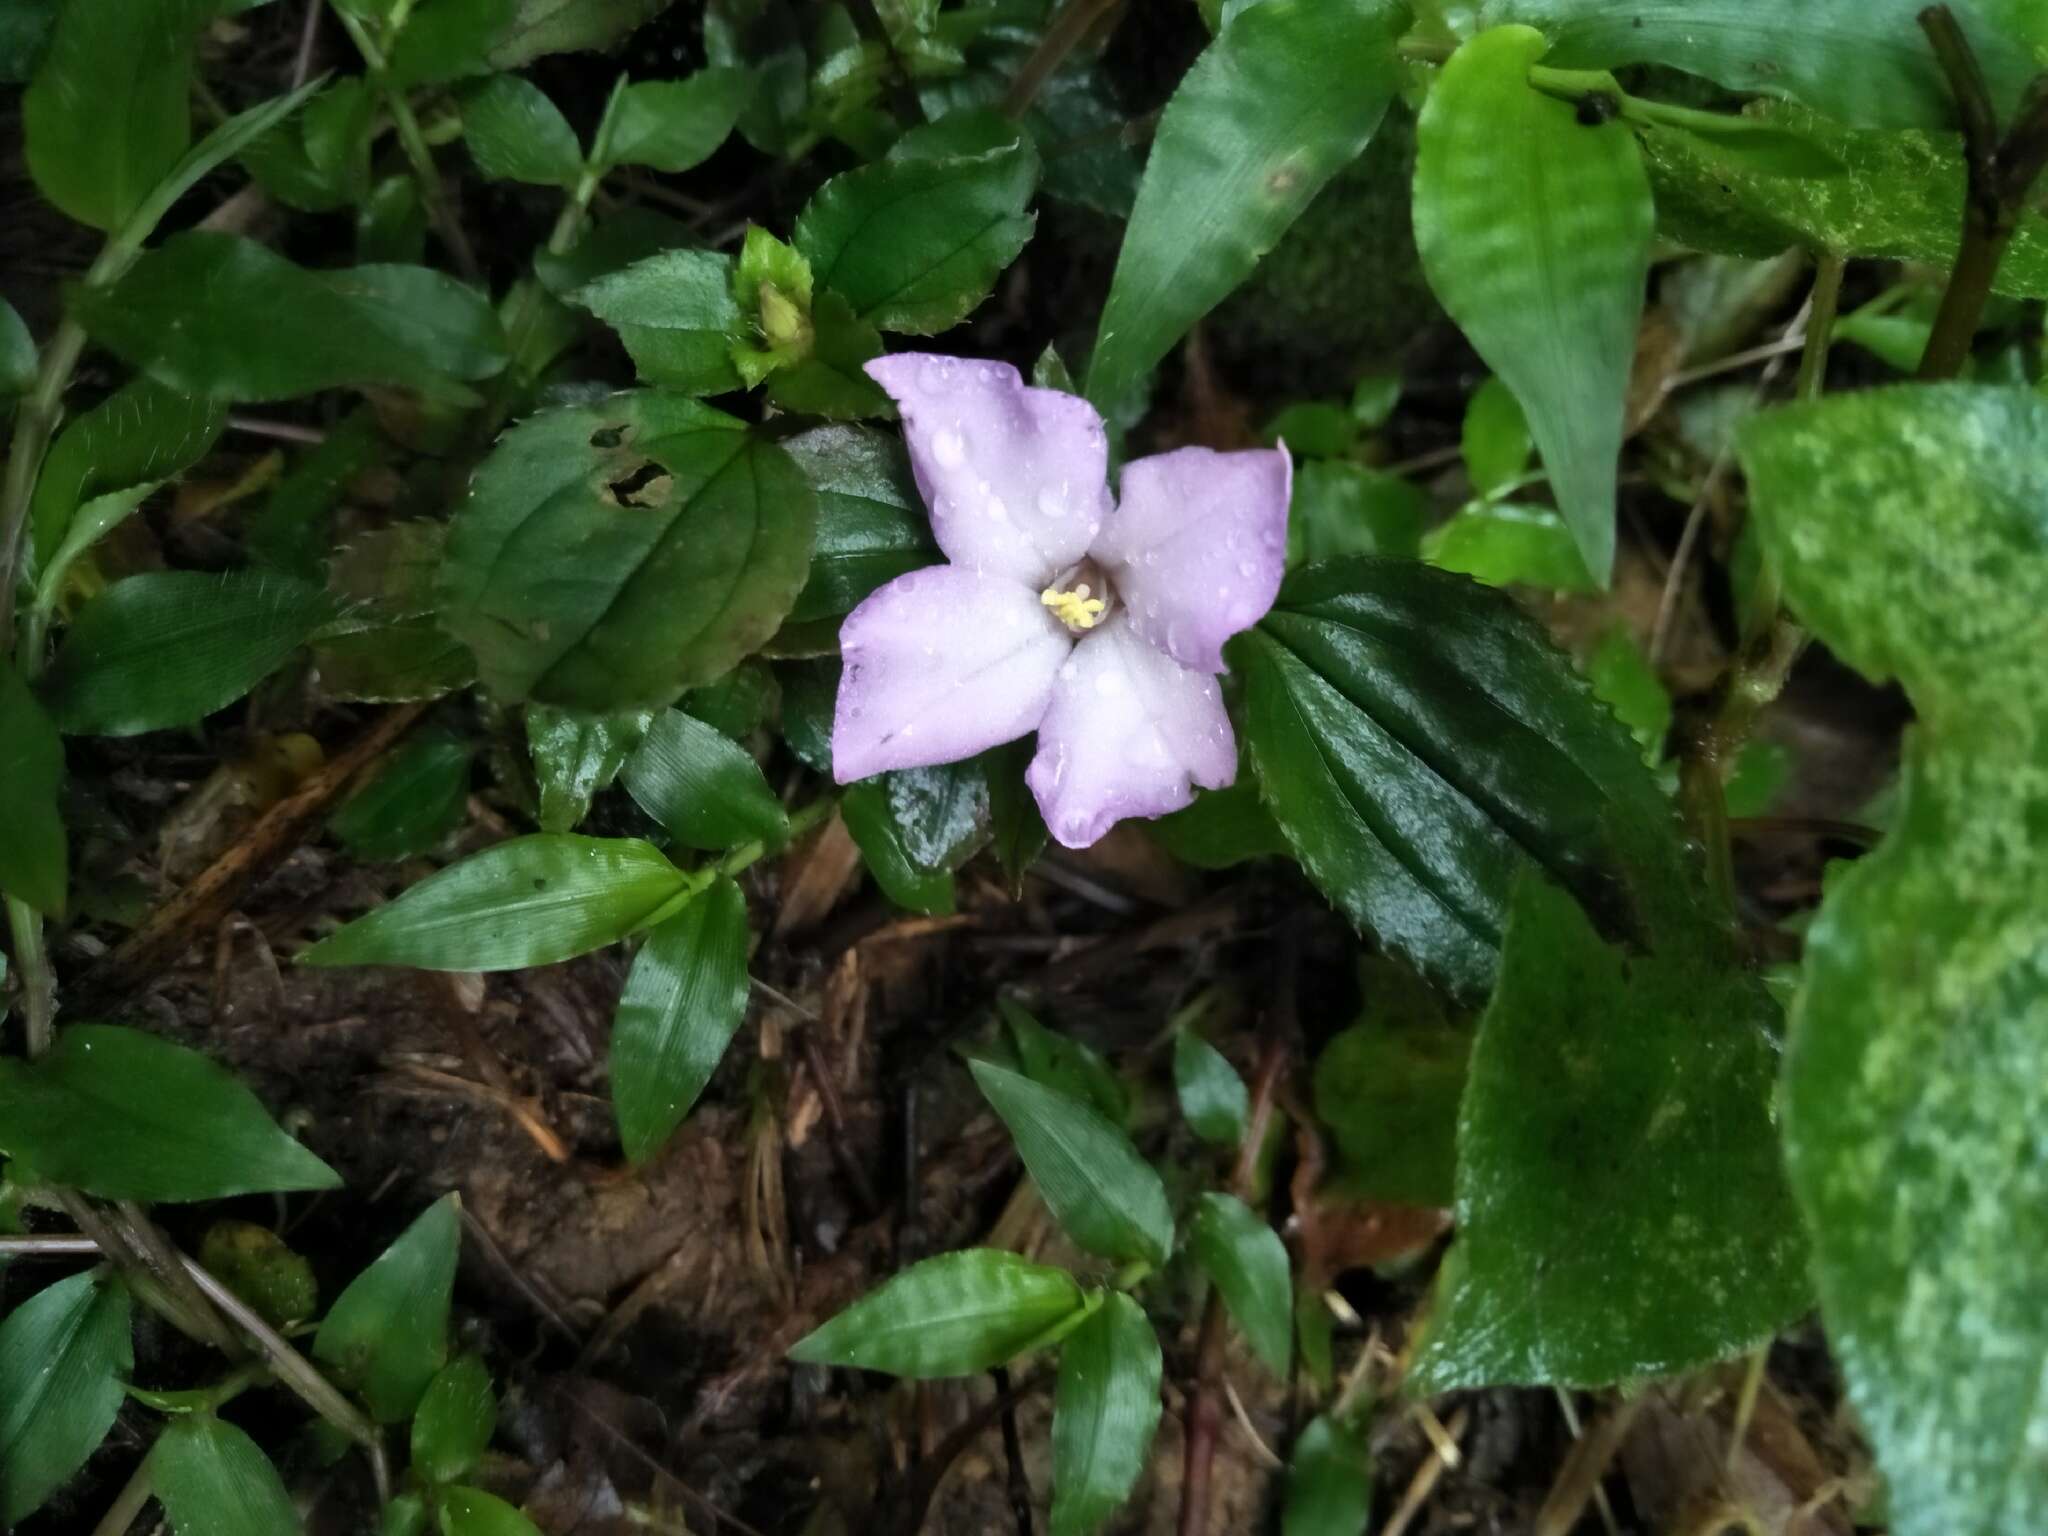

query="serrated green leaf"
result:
[1414,26,1651,583]
[1585,626,1670,762]
[1084,0,1405,411]
[609,875,751,1163]
[0,1024,340,1201]
[527,706,653,832]
[569,249,744,394]
[622,708,787,851]
[1423,502,1597,592]
[1173,1031,1248,1147]
[1239,558,1687,994]
[434,1485,545,1536]
[794,110,1038,335]
[1049,1292,1161,1536]
[970,1060,1173,1266]
[198,1220,318,1329]
[603,68,749,173]
[1412,876,1808,1390]
[152,1414,301,1536]
[1189,1192,1291,1376]
[999,998,1128,1127]
[461,74,583,185]
[439,393,817,711]
[41,570,330,737]
[411,1354,496,1485]
[330,730,472,862]
[782,424,937,624]
[789,1248,1088,1378]
[249,408,383,577]
[0,660,66,914]
[303,835,690,971]
[0,1270,131,1527]
[313,1194,459,1423]
[1737,383,2048,1536]
[73,236,506,404]
[30,375,225,568]
[1282,1415,1371,1536]
[315,625,477,704]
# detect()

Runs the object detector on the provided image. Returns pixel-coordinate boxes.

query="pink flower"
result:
[832,354,1292,849]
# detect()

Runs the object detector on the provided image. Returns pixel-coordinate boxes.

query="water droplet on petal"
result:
[1225,529,1243,552]
[1037,486,1065,519]
[986,495,1009,522]
[931,429,966,468]
[1237,559,1257,578]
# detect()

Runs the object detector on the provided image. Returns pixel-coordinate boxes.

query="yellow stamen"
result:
[1041,583,1107,631]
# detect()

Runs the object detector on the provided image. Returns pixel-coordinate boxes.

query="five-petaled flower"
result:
[832,354,1292,849]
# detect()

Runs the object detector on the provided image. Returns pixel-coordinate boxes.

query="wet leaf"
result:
[461,74,582,185]
[1189,1192,1291,1376]
[330,730,473,862]
[1282,1415,1371,1536]
[527,706,653,833]
[1285,463,1427,566]
[314,1194,460,1423]
[603,68,750,173]
[569,249,744,394]
[411,1354,497,1485]
[0,660,66,914]
[789,1249,1088,1378]
[622,708,787,851]
[0,1270,131,1527]
[152,1414,300,1536]
[1049,1293,1161,1536]
[781,424,937,625]
[1173,1031,1248,1147]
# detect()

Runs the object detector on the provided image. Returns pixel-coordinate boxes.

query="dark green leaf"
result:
[1049,1293,1161,1536]
[794,110,1038,334]
[1264,402,1356,460]
[782,424,937,624]
[1084,0,1405,411]
[1412,876,1809,1389]
[1282,1415,1371,1536]
[0,299,33,396]
[1460,376,1532,498]
[683,660,779,739]
[315,625,477,704]
[842,779,955,914]
[764,292,893,421]
[0,1024,340,1201]
[411,1354,496,1485]
[534,206,698,296]
[603,68,750,173]
[383,1494,429,1536]
[1189,1192,1291,1376]
[970,1060,1173,1266]
[248,408,383,577]
[387,0,514,87]
[358,173,428,264]
[461,74,583,186]
[984,739,1048,894]
[1585,626,1670,761]
[570,249,744,394]
[42,570,329,737]
[30,375,224,568]
[999,998,1128,1128]
[1738,383,2048,1536]
[0,0,57,84]
[1413,26,1652,583]
[788,1249,1088,1378]
[152,1414,300,1536]
[1423,503,1597,592]
[439,393,818,711]
[434,1486,544,1536]
[484,0,673,70]
[1173,1031,1248,1147]
[0,1270,131,1527]
[527,706,653,833]
[198,1220,318,1329]
[243,78,373,213]
[1239,557,1686,994]
[330,730,472,862]
[73,234,507,403]
[610,875,751,1163]
[313,1194,460,1423]
[622,709,787,851]
[303,835,691,971]
[1286,463,1427,566]
[1146,779,1286,870]
[0,660,66,914]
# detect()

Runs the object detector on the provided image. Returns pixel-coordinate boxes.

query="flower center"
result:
[1040,560,1114,634]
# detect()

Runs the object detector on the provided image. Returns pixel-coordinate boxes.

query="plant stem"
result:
[0,318,86,650]
[1793,252,1844,403]
[87,1453,155,1536]
[0,1234,101,1257]
[4,896,56,1056]
[1002,0,1125,118]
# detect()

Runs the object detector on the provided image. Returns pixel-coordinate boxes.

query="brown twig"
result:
[1001,0,1126,118]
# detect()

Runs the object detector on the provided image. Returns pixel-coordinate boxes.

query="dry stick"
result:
[1001,0,1126,118]
[75,702,429,1010]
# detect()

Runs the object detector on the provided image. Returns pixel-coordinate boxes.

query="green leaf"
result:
[764,292,893,421]
[30,375,224,568]
[73,235,507,403]
[970,1059,1173,1267]
[1049,1293,1161,1536]
[387,0,514,87]
[1173,1031,1248,1147]
[411,1354,497,1485]
[985,739,1048,894]
[1189,1192,1291,1376]
[330,730,472,862]
[0,660,66,914]
[0,1024,340,1201]
[1460,376,1532,498]
[789,1248,1088,1378]
[461,74,583,186]
[1084,0,1405,412]
[485,0,670,70]
[1423,502,1597,592]
[0,298,34,396]
[0,0,57,85]
[248,407,382,577]
[840,759,990,913]
[1146,780,1287,869]
[782,424,937,624]
[1480,0,2042,131]
[439,393,818,711]
[198,1220,319,1329]
[314,1194,460,1423]
[1238,557,1687,994]
[570,249,744,394]
[0,1270,131,1527]
[794,110,1038,334]
[1585,626,1670,761]
[434,1486,544,1536]
[1286,463,1426,566]
[33,483,162,625]
[303,835,691,971]
[999,998,1128,1127]
[527,706,653,833]
[609,875,752,1163]
[383,1494,429,1536]
[1282,1415,1371,1536]
[21,0,207,231]
[842,781,953,913]
[243,79,374,213]
[42,570,329,737]
[1412,875,1809,1390]
[1737,383,2048,1536]
[1413,25,1653,583]
[152,1414,301,1536]
[603,68,750,173]
[622,708,787,851]
[315,625,477,704]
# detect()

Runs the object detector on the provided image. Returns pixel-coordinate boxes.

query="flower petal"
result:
[1092,445,1292,674]
[1025,613,1237,850]
[834,565,1072,782]
[866,354,1112,586]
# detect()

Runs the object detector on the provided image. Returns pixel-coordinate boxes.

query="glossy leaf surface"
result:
[411,1354,497,1485]
[1049,1293,1162,1536]
[622,709,787,851]
[1173,1031,1248,1147]
[0,1270,131,1527]
[789,1249,1087,1378]
[527,707,652,833]
[782,424,937,624]
[152,1414,301,1536]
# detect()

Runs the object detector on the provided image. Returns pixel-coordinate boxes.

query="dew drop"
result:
[1237,559,1257,578]
[1216,584,1230,600]
[1225,529,1243,552]
[1037,485,1066,519]
[986,494,1009,522]
[931,429,966,468]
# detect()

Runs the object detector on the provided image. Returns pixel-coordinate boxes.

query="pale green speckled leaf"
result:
[1738,384,2048,1536]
